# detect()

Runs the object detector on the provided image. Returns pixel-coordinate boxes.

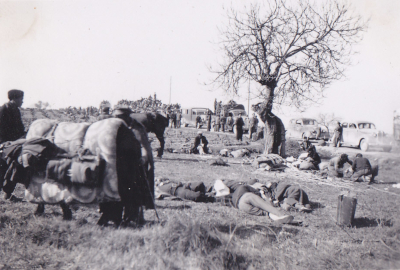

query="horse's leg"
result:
[60,202,72,220]
[35,203,45,215]
[156,134,165,157]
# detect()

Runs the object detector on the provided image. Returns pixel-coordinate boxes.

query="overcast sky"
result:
[0,0,399,133]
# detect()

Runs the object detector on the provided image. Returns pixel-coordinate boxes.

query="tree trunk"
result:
[254,80,286,157]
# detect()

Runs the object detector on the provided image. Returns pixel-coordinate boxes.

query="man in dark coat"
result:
[350,153,379,184]
[0,89,26,200]
[234,113,245,141]
[220,114,226,132]
[206,111,212,132]
[191,131,209,154]
[0,90,25,143]
[155,178,210,202]
[332,121,343,147]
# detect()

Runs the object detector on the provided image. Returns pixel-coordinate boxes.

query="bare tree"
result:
[317,113,341,133]
[211,0,366,155]
[34,101,50,110]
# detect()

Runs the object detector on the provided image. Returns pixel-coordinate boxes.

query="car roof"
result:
[342,120,375,124]
[291,118,317,121]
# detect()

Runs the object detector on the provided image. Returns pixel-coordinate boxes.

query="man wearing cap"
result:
[191,131,209,154]
[0,90,25,143]
[350,153,379,184]
[0,89,26,200]
[113,107,133,126]
[97,107,112,121]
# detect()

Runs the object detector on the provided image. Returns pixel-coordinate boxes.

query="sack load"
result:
[252,154,286,168]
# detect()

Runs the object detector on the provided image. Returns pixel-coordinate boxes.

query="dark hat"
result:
[356,153,363,158]
[113,107,132,116]
[340,153,348,160]
[8,89,24,100]
[102,107,110,113]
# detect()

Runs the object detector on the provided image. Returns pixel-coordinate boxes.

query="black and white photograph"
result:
[0,0,399,269]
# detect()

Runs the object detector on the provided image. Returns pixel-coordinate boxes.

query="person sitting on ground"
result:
[327,153,353,178]
[264,181,311,212]
[350,153,379,184]
[155,178,212,202]
[191,131,209,154]
[299,144,321,170]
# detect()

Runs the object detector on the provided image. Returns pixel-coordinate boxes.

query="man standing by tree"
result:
[206,111,212,132]
[249,113,259,140]
[0,89,26,200]
[212,0,366,156]
[235,113,245,141]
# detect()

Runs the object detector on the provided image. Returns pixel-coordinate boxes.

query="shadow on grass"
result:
[155,204,192,210]
[353,217,393,228]
[155,157,201,163]
[310,201,325,210]
[373,181,399,185]
[215,224,299,242]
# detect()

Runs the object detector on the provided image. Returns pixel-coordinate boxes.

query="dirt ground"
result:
[1,124,399,269]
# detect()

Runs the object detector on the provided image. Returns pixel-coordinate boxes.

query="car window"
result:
[358,123,375,129]
[342,122,348,128]
[349,123,356,129]
[296,120,302,125]
[303,120,315,125]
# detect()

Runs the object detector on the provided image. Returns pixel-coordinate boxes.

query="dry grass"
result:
[1,126,400,269]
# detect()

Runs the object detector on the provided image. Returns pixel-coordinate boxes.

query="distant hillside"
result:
[20,108,98,131]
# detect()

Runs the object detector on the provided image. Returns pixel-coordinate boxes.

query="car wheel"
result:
[360,139,369,152]
[383,146,392,152]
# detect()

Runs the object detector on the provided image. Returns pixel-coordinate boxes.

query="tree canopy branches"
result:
[212,0,367,111]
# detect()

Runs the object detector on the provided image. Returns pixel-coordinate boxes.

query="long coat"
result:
[0,102,25,143]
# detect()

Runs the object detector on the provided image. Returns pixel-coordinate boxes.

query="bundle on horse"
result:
[0,118,154,226]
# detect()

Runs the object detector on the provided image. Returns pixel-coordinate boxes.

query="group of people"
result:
[297,133,379,184]
[167,110,181,128]
[155,177,314,224]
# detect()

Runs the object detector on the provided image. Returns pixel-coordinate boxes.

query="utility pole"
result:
[248,80,250,114]
[169,76,172,104]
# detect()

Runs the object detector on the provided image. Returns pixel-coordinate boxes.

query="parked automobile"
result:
[181,108,211,128]
[286,118,330,140]
[340,120,392,152]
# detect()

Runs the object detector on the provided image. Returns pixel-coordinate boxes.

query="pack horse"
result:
[1,118,154,226]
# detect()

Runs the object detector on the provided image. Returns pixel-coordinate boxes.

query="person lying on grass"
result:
[155,178,213,202]
[218,179,294,224]
[262,181,312,212]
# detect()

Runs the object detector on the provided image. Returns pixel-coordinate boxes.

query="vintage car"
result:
[286,118,330,140]
[181,107,211,128]
[340,120,392,152]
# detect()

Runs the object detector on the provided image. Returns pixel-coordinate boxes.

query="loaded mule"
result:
[9,117,154,226]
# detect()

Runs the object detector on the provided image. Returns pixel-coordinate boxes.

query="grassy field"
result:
[1,120,400,269]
